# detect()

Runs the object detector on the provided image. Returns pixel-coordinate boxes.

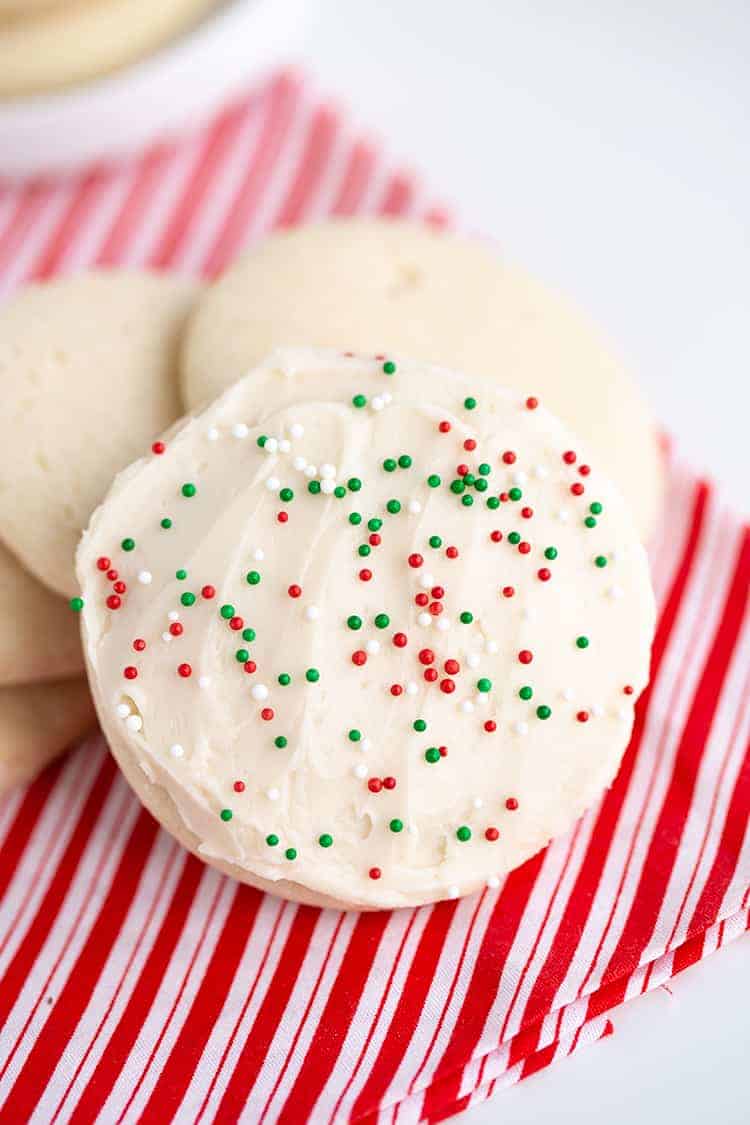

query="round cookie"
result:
[0,676,95,794]
[0,540,83,686]
[78,348,655,910]
[0,271,198,598]
[0,0,218,97]
[182,220,662,541]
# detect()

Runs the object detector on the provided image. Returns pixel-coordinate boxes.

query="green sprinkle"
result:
[280,487,294,502]
[477,678,492,693]
[382,361,396,375]
[383,458,397,472]
[413,719,427,732]
[352,394,367,408]
[374,613,390,629]
[459,611,473,624]
[398,454,412,469]
[358,544,371,557]
[389,818,404,833]
[348,477,362,492]
[585,516,597,528]
[464,473,476,487]
[508,487,522,502]
[425,747,441,763]
[69,596,84,612]
[427,474,441,488]
[368,518,382,532]
[508,531,521,545]
[456,825,472,842]
[181,483,196,498]
[220,809,233,822]
[246,570,261,585]
[544,547,558,560]
[181,592,196,607]
[334,485,346,498]
[486,496,500,510]
[536,705,552,720]
[349,512,362,526]
[319,833,333,848]
[478,463,491,476]
[576,635,590,649]
[266,834,279,847]
[429,535,442,548]
[121,538,135,552]
[348,729,361,742]
[176,568,187,580]
[160,518,172,529]
[275,735,288,748]
[220,604,235,619]
[347,615,362,631]
[242,628,256,642]
[595,555,608,568]
[464,396,477,410]
[474,478,488,493]
[519,686,533,700]
[386,499,401,514]
[285,847,297,860]
[308,480,321,495]
[257,435,267,448]
[461,494,474,507]
[235,649,249,662]
[306,668,320,683]
[590,501,603,515]
[450,479,465,494]
[278,673,291,686]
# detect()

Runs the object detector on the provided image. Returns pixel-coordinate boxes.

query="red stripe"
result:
[0,181,55,275]
[588,526,750,1018]
[136,882,263,1123]
[202,72,302,278]
[0,809,158,1123]
[272,104,340,230]
[349,902,458,1121]
[276,913,389,1123]
[212,905,320,1120]
[504,480,710,1064]
[28,167,112,282]
[64,852,204,1125]
[331,139,378,216]
[379,174,415,216]
[147,96,251,270]
[0,754,117,1036]
[423,206,451,228]
[95,143,176,267]
[0,756,65,905]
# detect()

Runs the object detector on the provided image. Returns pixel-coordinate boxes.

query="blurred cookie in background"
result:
[0,676,95,793]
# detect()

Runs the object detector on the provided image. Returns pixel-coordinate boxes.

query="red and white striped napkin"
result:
[0,71,748,1124]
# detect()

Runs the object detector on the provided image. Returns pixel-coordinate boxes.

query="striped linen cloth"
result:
[0,70,748,1124]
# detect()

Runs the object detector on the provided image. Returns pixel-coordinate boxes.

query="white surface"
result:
[0,0,308,176]
[299,4,750,1122]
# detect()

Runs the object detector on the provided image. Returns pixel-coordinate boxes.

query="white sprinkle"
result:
[168,610,180,622]
[290,422,304,439]
[417,612,432,627]
[126,714,142,732]
[354,763,368,779]
[137,570,152,585]
[320,479,336,494]
[232,422,249,439]
[304,605,320,621]
[420,572,435,589]
[407,499,422,515]
[278,439,291,454]
[610,550,619,563]
[486,640,499,654]
[251,684,269,702]
[305,464,317,478]
[116,703,131,718]
[264,437,279,454]
[513,470,528,486]
[267,787,280,801]
[618,706,630,721]
[461,700,475,714]
[607,585,624,600]
[320,463,336,479]
[473,796,484,809]
[293,455,307,471]
[371,396,384,411]
[467,653,481,669]
[532,464,548,480]
[366,639,381,655]
[206,426,219,441]
[170,743,184,758]
[360,738,372,752]
[591,703,604,718]
[561,686,575,701]
[381,392,393,405]
[557,509,570,523]
[437,618,451,632]
[513,721,529,735]
[476,692,490,707]
[487,875,501,889]
[406,681,418,696]
[407,822,418,836]
[253,548,265,562]
[161,631,172,643]
[447,886,460,900]
[198,675,211,689]
[265,475,280,490]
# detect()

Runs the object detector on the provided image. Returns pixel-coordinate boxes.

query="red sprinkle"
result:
[359,569,372,582]
[563,450,577,464]
[368,778,383,793]
[244,660,257,674]
[383,776,397,790]
[444,658,460,675]
[408,553,423,568]
[424,668,438,683]
[233,780,245,793]
[169,622,183,636]
[390,684,403,697]
[369,867,382,880]
[518,542,531,555]
[277,511,289,524]
[106,569,118,582]
[440,678,455,694]
[152,441,166,455]
[446,546,459,559]
[431,585,445,599]
[123,666,138,680]
[261,708,274,721]
[369,533,381,546]
[518,650,533,664]
[178,663,192,678]
[577,710,590,723]
[415,592,429,607]
[521,507,533,519]
[393,632,408,648]
[538,568,551,582]
[438,421,451,433]
[428,601,443,616]
[579,464,591,476]
[113,581,127,594]
[463,438,477,451]
[502,586,515,598]
[96,556,110,571]
[485,826,500,841]
[484,720,497,733]
[570,482,585,496]
[201,585,216,599]
[499,491,509,503]
[352,650,367,666]
[624,684,634,695]
[490,530,503,543]
[106,594,121,610]
[457,463,469,477]
[133,638,146,652]
[505,797,519,811]
[526,396,538,410]
[229,616,244,631]
[288,584,302,598]
[439,745,448,757]
[502,450,516,465]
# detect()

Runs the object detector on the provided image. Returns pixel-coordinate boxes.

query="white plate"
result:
[0,0,310,179]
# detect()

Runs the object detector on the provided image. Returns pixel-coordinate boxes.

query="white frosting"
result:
[78,349,655,909]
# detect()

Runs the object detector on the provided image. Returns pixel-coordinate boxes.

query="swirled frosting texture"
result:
[78,349,655,909]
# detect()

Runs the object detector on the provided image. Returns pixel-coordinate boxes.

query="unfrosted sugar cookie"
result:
[0,677,95,794]
[78,349,655,910]
[181,220,663,541]
[0,541,83,686]
[0,271,198,598]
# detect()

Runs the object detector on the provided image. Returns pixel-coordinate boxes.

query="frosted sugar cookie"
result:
[79,349,655,910]
[0,677,95,794]
[0,271,197,597]
[182,220,662,540]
